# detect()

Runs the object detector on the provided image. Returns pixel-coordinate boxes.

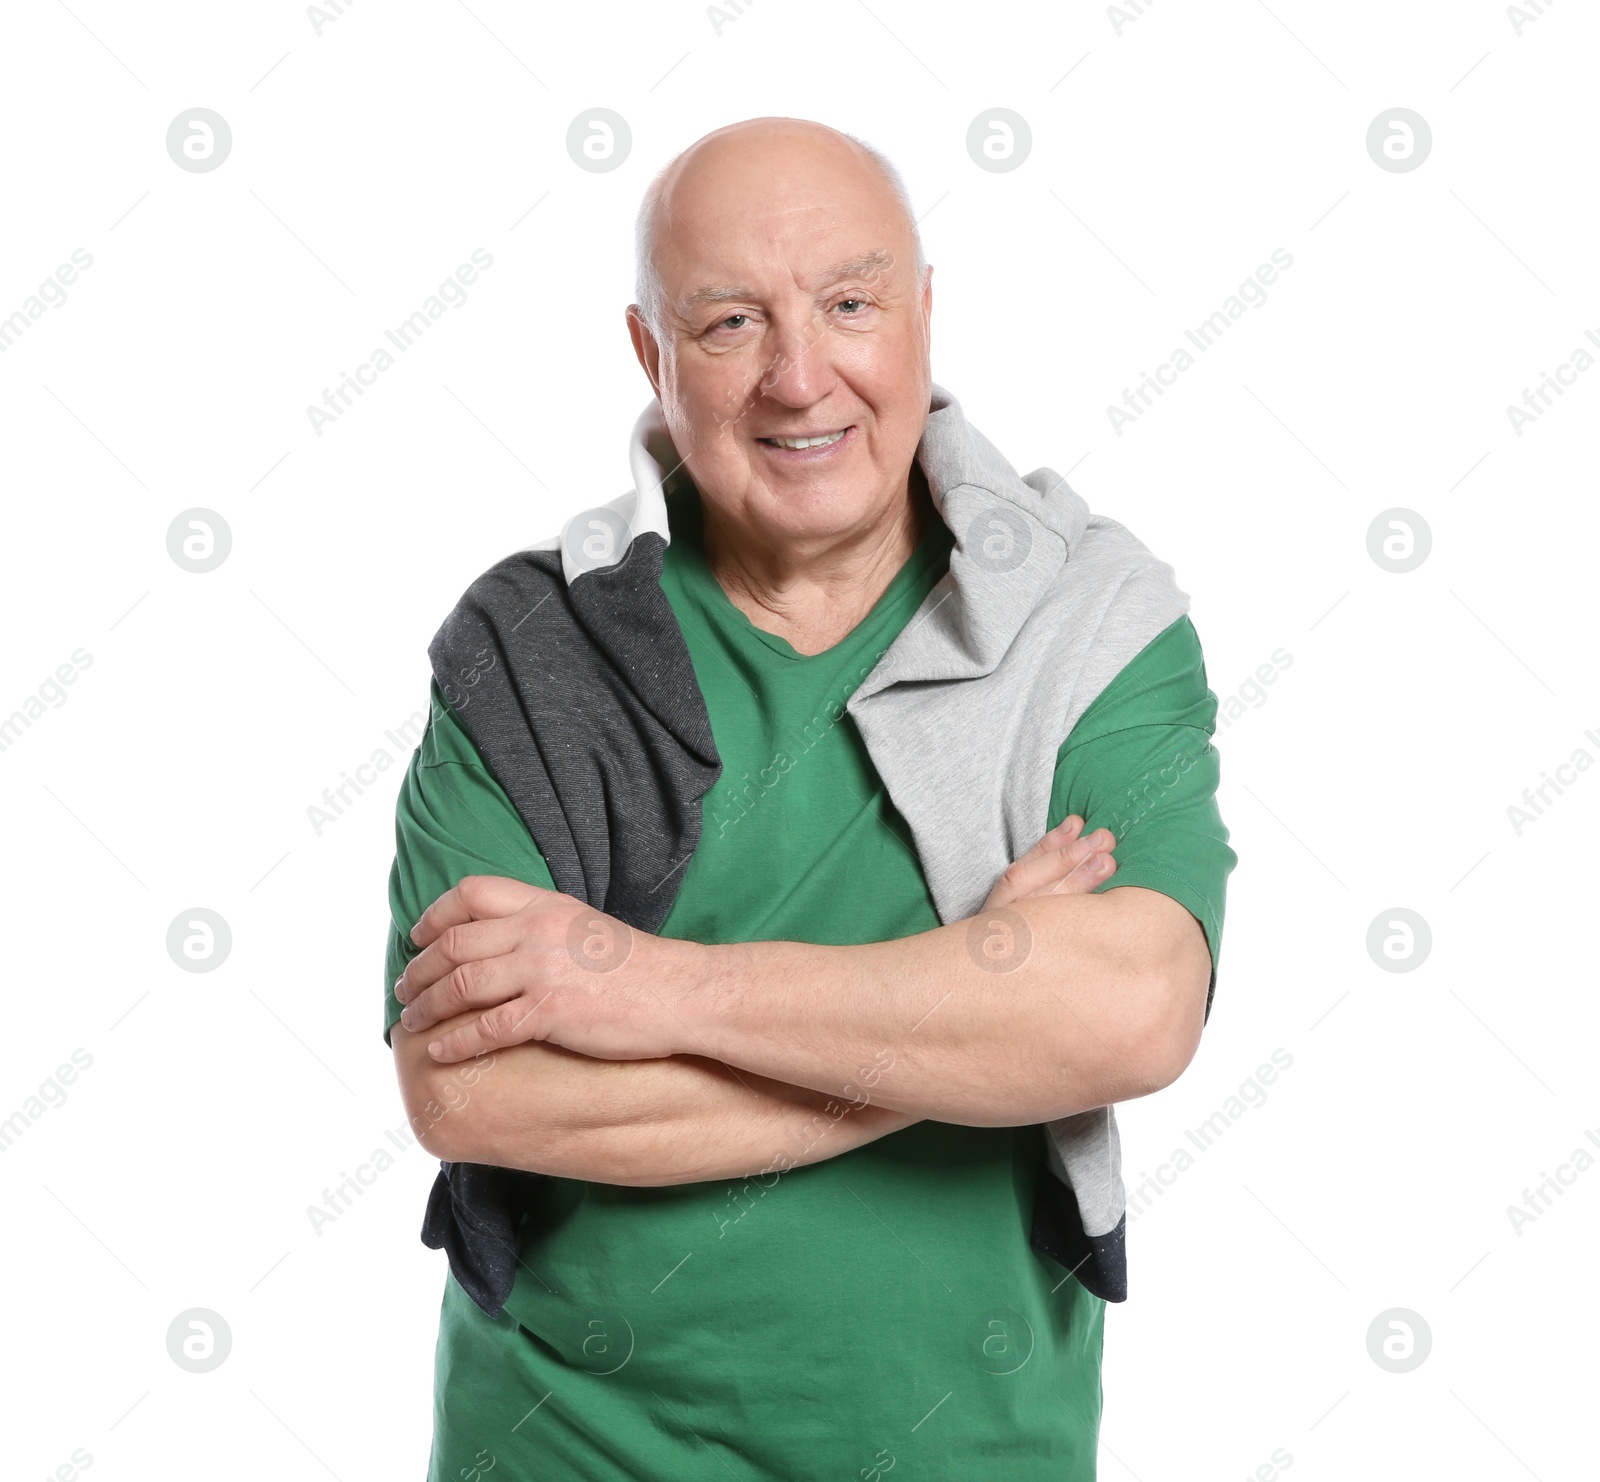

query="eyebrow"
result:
[682,249,896,310]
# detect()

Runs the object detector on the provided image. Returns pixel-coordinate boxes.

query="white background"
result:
[2,1,1596,1478]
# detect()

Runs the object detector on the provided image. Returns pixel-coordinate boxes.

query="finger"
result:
[1015,815,1084,864]
[395,913,527,1005]
[401,949,531,1035]
[1033,842,1113,897]
[991,818,1086,894]
[999,827,1113,901]
[409,875,552,948]
[1050,851,1118,895]
[428,996,548,1064]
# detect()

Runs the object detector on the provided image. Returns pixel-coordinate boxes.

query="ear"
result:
[626,305,663,401]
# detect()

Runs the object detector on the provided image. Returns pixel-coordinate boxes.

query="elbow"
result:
[1040,897,1214,1113]
[1127,958,1210,1096]
[391,1022,636,1178]
[391,1026,497,1165]
[397,1066,474,1164]
[410,1094,466,1163]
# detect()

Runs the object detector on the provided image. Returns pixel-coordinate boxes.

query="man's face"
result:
[628,132,932,547]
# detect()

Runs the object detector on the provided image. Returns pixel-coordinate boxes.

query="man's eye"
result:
[836,298,866,315]
[715,314,749,332]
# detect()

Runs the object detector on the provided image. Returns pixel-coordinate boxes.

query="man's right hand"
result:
[981,815,1116,911]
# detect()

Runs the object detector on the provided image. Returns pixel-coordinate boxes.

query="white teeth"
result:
[766,430,846,449]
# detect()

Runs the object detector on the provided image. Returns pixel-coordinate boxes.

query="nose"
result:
[757,310,838,411]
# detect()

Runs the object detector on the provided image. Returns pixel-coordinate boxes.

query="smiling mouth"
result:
[758,428,850,449]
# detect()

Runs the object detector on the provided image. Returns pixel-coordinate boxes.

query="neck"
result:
[701,464,937,657]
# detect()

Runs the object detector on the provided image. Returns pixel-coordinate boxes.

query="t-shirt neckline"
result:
[665,482,951,664]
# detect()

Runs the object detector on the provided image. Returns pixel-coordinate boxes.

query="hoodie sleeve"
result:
[1045,614,1237,1022]
[383,680,558,1046]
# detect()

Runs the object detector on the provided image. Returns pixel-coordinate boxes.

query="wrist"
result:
[652,933,730,1058]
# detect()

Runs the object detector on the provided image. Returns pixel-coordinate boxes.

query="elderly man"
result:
[384,117,1236,1479]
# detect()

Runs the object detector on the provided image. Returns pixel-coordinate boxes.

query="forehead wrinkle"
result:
[681,249,898,311]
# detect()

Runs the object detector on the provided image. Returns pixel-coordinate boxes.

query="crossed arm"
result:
[390,816,1213,1186]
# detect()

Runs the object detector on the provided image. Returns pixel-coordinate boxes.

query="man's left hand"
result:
[393,875,699,1064]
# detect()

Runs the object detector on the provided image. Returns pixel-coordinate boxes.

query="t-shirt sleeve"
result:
[1045,614,1237,1021]
[382,680,558,1047]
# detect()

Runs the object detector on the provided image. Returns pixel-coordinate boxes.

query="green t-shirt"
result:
[384,485,1235,1480]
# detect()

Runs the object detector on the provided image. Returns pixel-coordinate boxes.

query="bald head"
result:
[633,118,925,338]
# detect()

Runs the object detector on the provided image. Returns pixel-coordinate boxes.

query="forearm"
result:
[393,1011,918,1186]
[680,887,1197,1126]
